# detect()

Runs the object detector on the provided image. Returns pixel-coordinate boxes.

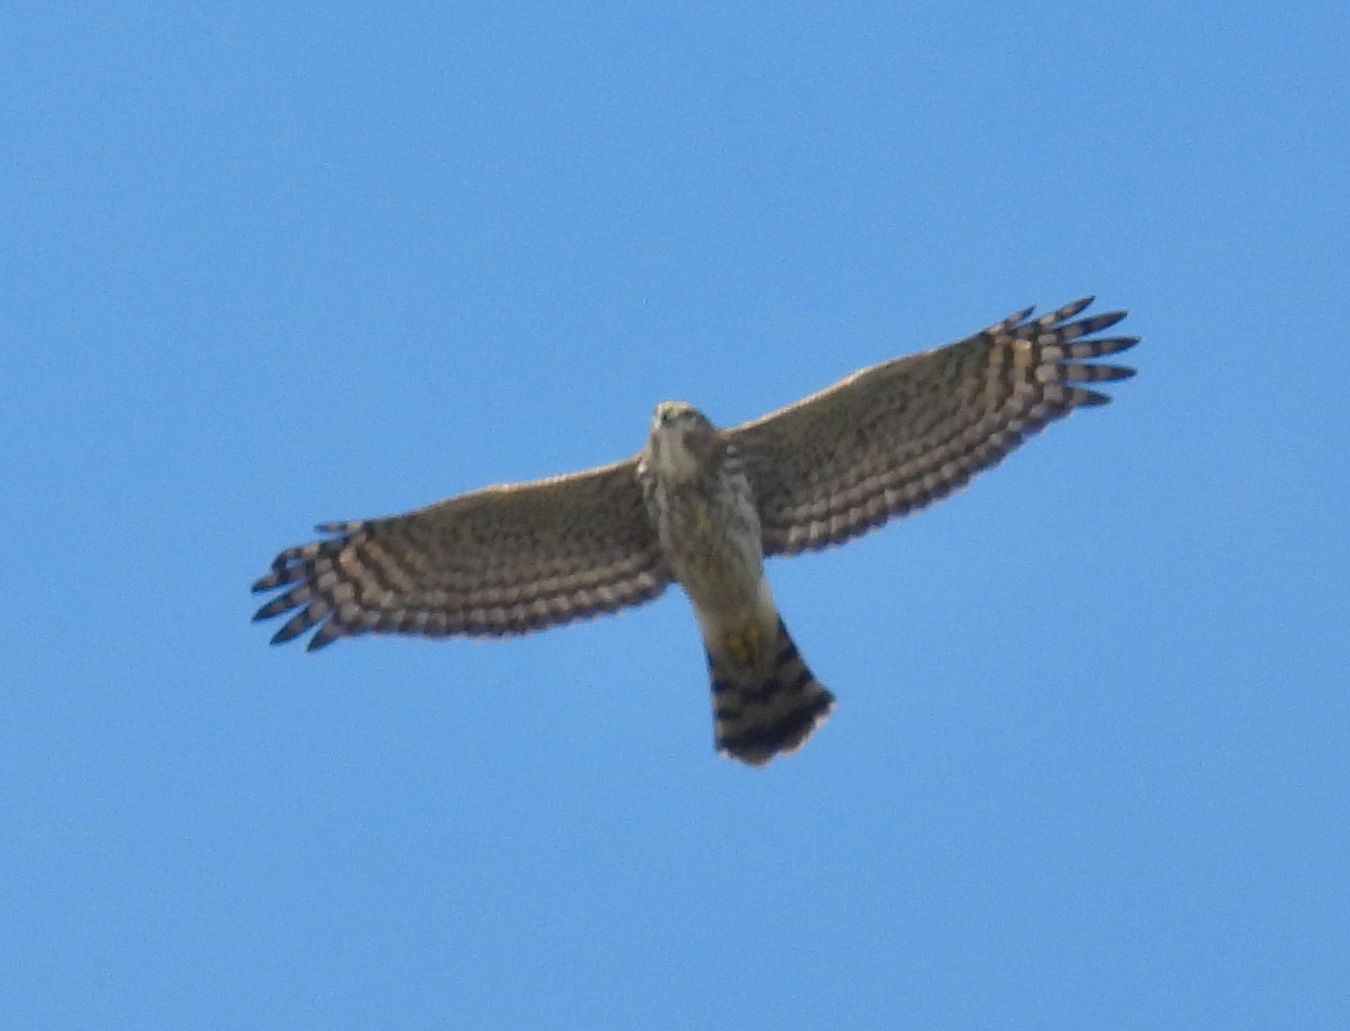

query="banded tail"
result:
[708,617,835,765]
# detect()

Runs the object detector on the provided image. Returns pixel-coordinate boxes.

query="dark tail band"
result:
[710,618,835,765]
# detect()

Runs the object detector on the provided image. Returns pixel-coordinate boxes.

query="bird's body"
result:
[637,401,834,761]
[253,297,1138,764]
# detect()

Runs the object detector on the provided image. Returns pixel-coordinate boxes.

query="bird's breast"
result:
[647,474,763,612]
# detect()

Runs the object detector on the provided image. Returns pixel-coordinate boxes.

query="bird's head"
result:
[646,400,719,481]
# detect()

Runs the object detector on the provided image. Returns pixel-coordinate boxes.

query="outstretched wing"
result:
[730,297,1138,555]
[252,457,671,649]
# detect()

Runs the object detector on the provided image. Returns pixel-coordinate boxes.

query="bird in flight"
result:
[252,297,1137,765]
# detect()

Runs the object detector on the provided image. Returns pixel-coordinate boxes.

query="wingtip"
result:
[314,520,361,535]
[1059,295,1095,320]
[305,624,341,651]
[267,608,316,646]
[1073,388,1113,407]
[1091,309,1129,333]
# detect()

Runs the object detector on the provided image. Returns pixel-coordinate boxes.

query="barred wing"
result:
[252,457,671,649]
[730,297,1138,555]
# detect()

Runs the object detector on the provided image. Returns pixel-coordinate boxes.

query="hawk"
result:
[252,297,1137,765]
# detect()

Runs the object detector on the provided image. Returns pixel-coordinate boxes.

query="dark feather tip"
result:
[1056,296,1095,320]
[1074,389,1113,407]
[306,624,341,651]
[1085,309,1128,332]
[252,596,287,621]
[1098,365,1137,382]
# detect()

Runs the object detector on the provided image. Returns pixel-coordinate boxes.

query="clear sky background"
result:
[4,3,1348,1029]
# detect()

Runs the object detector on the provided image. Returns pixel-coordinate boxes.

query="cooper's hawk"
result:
[252,297,1137,764]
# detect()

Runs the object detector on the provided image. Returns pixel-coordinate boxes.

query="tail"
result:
[708,617,835,765]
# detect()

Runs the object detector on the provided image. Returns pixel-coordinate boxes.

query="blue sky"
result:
[4,3,1348,1028]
